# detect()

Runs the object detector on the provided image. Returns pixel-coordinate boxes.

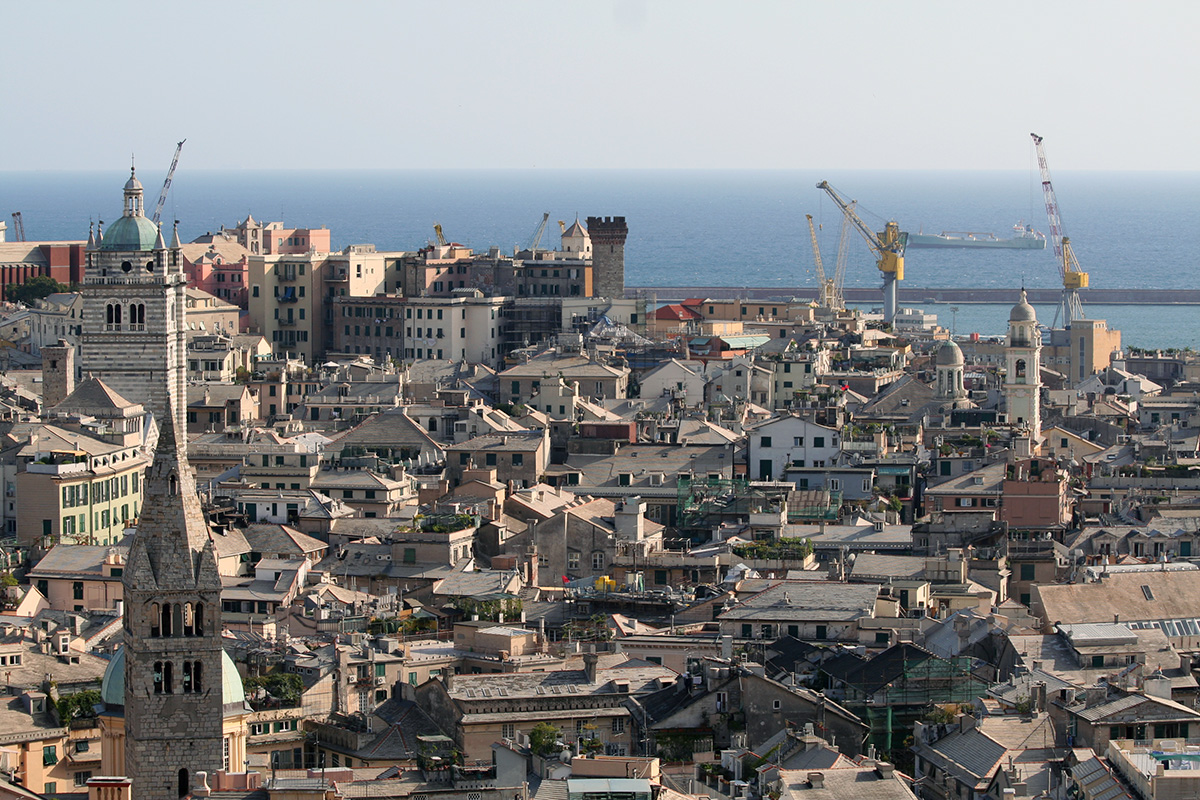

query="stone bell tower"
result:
[80,167,188,432]
[121,407,223,799]
[1004,289,1042,441]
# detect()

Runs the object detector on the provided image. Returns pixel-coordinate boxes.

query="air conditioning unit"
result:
[376,676,387,685]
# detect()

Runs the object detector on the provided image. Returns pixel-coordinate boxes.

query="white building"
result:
[745,413,842,481]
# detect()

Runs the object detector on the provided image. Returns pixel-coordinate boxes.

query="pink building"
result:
[1000,456,1074,530]
[182,239,251,308]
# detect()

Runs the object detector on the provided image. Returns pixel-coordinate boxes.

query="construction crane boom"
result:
[10,212,25,242]
[433,223,448,247]
[527,212,550,254]
[152,139,185,226]
[1030,133,1087,324]
[806,214,842,311]
[832,202,855,313]
[805,214,828,286]
[815,181,906,323]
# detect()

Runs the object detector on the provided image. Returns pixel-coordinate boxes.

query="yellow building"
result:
[16,425,148,547]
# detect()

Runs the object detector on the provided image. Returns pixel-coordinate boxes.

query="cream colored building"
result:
[16,425,147,547]
[184,288,240,335]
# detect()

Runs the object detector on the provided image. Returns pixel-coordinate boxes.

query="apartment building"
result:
[331,292,508,368]
[16,425,148,547]
[248,244,395,362]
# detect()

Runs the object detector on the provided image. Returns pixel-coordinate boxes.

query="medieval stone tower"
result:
[586,216,628,300]
[40,339,75,409]
[1004,289,1042,440]
[80,168,188,431]
[122,409,224,799]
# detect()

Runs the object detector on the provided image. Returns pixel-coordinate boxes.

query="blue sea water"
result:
[2,169,1198,346]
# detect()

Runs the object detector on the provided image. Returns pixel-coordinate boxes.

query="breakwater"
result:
[626,287,1200,305]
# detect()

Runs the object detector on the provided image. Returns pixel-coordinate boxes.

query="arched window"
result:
[195,603,204,636]
[163,661,173,694]
[1016,359,1027,380]
[150,602,161,637]
[153,661,164,694]
[178,769,189,798]
[161,602,173,637]
[182,661,193,693]
[183,603,194,637]
[172,603,183,637]
[129,303,145,330]
[169,474,178,496]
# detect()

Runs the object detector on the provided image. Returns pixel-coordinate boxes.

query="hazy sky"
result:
[5,0,1198,171]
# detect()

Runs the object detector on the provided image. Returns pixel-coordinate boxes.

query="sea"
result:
[2,168,1198,348]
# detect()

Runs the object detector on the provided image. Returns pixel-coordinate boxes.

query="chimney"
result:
[875,762,895,779]
[720,634,734,661]
[1031,681,1047,714]
[443,667,455,693]
[807,772,824,790]
[583,646,599,684]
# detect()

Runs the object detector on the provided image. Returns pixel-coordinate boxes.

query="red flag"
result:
[562,575,569,584]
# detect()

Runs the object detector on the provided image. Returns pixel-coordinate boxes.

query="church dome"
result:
[935,339,964,366]
[100,646,246,711]
[1010,289,1037,323]
[124,172,143,192]
[100,215,159,251]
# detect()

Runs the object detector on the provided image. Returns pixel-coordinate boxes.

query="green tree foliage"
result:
[529,722,562,756]
[243,673,304,709]
[56,689,102,722]
[6,276,71,305]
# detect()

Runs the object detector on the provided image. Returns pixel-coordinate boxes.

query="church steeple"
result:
[125,406,219,591]
[121,400,224,799]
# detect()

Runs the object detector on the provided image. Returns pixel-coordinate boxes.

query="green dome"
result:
[101,215,159,252]
[101,647,246,710]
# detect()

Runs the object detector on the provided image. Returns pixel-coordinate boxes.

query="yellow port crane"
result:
[805,214,843,311]
[816,181,907,324]
[1031,132,1088,325]
[433,223,448,247]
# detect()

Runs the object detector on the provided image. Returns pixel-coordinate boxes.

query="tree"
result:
[529,722,562,756]
[6,276,70,305]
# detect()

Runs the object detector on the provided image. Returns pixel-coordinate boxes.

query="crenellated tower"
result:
[586,215,628,300]
[121,408,223,799]
[80,167,188,431]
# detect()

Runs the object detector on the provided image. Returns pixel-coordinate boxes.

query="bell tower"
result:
[121,408,223,799]
[80,167,188,431]
[1004,289,1042,441]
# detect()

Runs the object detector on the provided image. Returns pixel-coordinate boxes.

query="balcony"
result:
[325,270,349,282]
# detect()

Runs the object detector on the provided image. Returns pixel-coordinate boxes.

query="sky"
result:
[4,0,1199,172]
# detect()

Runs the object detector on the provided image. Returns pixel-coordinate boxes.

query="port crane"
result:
[816,181,907,324]
[525,212,550,255]
[805,214,843,311]
[10,212,25,242]
[1030,132,1088,325]
[151,139,186,226]
[433,223,448,247]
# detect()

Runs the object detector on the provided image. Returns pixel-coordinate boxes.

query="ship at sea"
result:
[907,221,1046,250]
